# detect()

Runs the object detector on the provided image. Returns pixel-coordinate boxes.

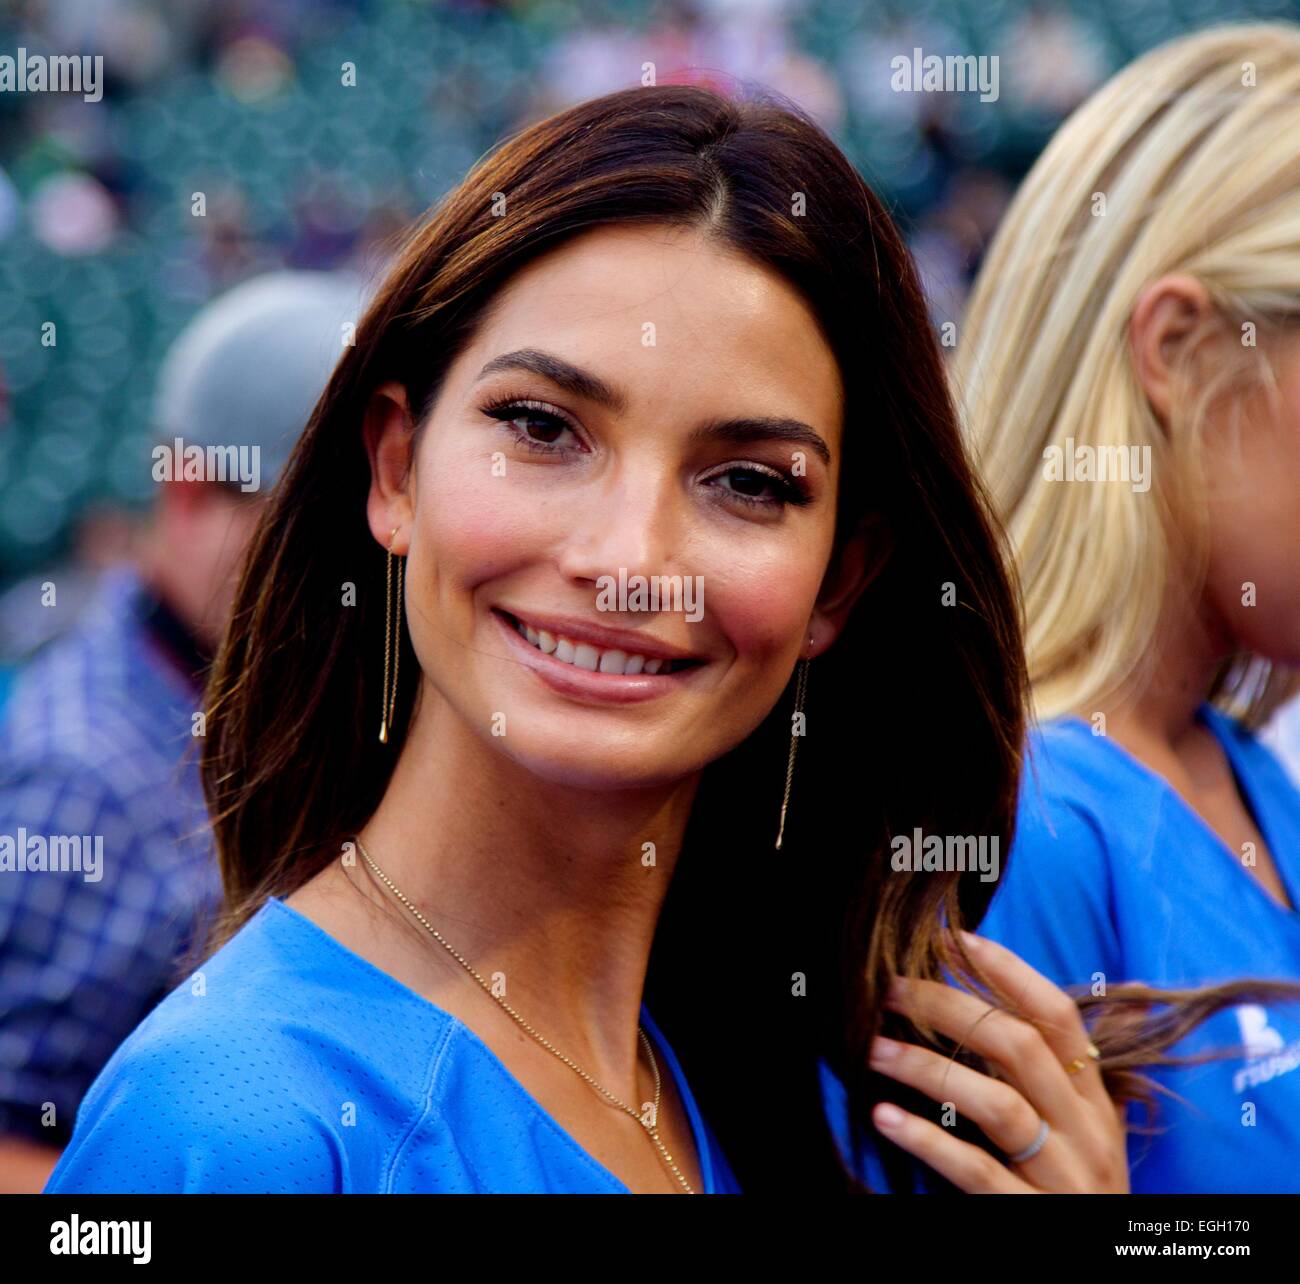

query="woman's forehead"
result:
[457,224,844,433]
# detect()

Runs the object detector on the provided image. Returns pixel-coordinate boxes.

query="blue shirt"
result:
[0,567,222,1145]
[45,897,746,1193]
[978,705,1300,1193]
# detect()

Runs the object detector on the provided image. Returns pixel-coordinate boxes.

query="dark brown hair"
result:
[198,83,1281,1192]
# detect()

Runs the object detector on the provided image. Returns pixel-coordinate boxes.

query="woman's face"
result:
[1202,328,1300,666]
[367,222,863,789]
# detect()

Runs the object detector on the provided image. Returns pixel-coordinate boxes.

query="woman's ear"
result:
[364,380,417,554]
[807,514,892,657]
[1128,273,1218,429]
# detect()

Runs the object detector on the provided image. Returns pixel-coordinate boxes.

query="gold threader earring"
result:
[774,640,813,851]
[378,527,404,744]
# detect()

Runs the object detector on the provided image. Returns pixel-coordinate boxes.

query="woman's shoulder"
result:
[44,898,457,1193]
[1015,716,1166,860]
[979,721,1128,975]
[1024,714,1143,795]
[1016,722,1115,849]
[130,896,457,1060]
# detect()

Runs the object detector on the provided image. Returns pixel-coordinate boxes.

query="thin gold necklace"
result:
[352,835,696,1194]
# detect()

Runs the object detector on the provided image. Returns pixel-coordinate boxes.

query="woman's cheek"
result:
[1205,416,1300,665]
[705,557,821,666]
[420,450,550,587]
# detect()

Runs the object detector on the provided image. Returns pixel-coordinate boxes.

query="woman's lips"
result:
[492,608,706,704]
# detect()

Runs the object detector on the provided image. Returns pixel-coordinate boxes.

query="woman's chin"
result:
[495,740,699,794]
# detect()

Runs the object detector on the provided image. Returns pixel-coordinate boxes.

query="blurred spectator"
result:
[838,10,966,127]
[0,269,364,1190]
[911,167,1015,329]
[1001,1,1109,116]
[0,505,139,671]
[530,0,843,128]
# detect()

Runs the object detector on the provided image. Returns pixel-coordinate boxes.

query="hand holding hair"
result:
[869,932,1127,1193]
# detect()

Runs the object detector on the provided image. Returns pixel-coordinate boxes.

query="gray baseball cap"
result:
[153,269,369,491]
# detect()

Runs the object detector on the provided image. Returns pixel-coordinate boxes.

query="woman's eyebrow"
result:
[689,416,832,467]
[476,347,832,466]
[476,348,627,412]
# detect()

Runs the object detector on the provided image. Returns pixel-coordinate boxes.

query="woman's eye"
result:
[708,465,805,509]
[482,400,579,452]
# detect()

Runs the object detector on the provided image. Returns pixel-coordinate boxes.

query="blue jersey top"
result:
[978,705,1300,1193]
[44,896,746,1194]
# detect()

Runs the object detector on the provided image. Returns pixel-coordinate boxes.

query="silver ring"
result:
[1006,1118,1049,1165]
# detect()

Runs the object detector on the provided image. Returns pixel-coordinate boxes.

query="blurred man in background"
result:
[0,269,363,1190]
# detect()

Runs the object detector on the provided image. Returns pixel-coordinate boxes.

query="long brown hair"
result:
[198,83,1282,1192]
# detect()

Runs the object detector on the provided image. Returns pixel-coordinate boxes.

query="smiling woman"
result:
[42,82,1191,1196]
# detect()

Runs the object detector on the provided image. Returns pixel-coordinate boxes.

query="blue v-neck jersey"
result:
[976,705,1300,1193]
[44,897,743,1194]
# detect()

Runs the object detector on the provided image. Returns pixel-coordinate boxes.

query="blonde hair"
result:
[954,23,1300,727]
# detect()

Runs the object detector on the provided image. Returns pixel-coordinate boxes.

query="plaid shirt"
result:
[0,567,222,1145]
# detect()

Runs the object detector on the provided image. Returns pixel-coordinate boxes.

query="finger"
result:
[884,976,1084,1132]
[871,1036,1039,1155]
[871,1036,1084,1191]
[960,932,1109,1114]
[870,1102,1035,1193]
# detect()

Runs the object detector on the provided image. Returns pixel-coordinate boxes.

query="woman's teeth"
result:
[510,615,681,675]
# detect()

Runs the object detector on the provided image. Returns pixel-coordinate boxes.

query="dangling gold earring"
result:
[379,527,404,744]
[774,642,812,851]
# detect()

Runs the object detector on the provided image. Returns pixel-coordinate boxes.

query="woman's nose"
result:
[555,473,682,594]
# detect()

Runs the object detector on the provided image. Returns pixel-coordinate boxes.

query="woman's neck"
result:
[352,680,701,1081]
[1095,579,1234,766]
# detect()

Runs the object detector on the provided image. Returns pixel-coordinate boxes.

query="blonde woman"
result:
[956,24,1300,1192]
